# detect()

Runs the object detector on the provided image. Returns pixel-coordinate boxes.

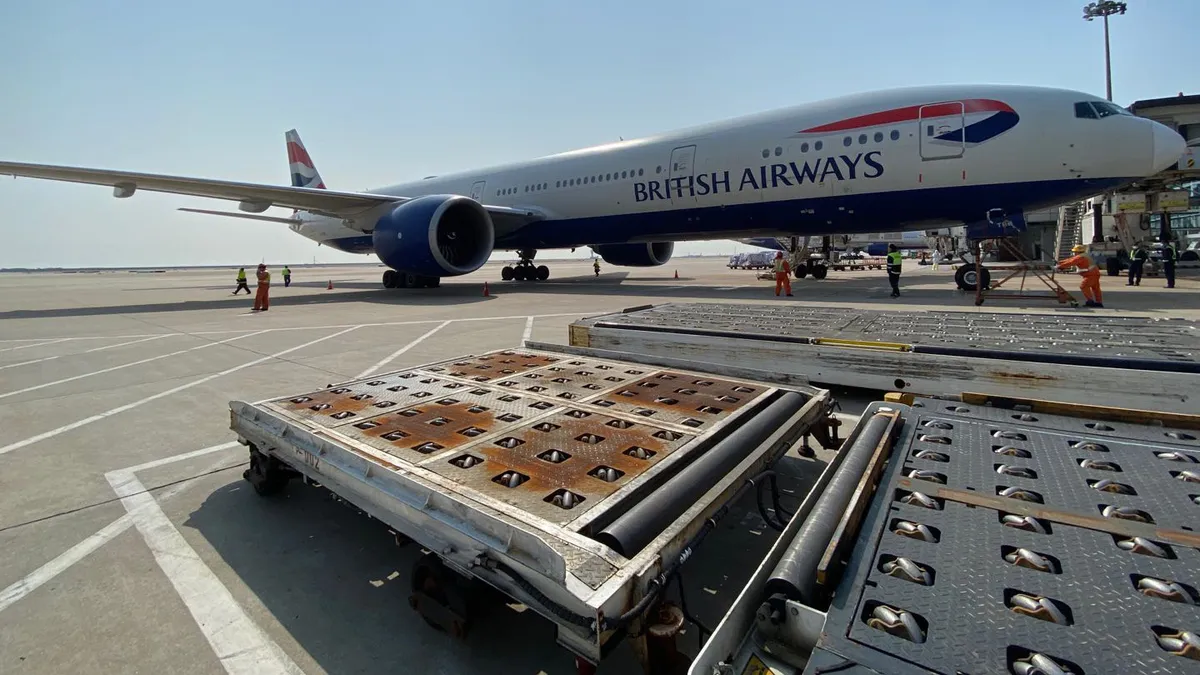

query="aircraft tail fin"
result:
[286,129,326,190]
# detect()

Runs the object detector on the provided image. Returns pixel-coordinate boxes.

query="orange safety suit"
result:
[1057,254,1101,304]
[774,257,793,297]
[254,269,271,311]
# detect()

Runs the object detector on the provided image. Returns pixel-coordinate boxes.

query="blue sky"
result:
[1,0,1193,268]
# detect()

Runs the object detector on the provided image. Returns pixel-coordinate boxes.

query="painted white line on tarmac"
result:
[0,442,241,615]
[0,326,360,456]
[0,338,71,354]
[521,316,535,345]
[0,355,61,371]
[84,334,176,353]
[108,464,302,675]
[0,332,267,401]
[355,320,451,379]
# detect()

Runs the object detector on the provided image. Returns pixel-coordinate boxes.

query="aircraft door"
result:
[470,180,487,201]
[918,102,966,160]
[667,145,697,204]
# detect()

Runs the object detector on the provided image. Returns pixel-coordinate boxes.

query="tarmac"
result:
[0,257,1196,675]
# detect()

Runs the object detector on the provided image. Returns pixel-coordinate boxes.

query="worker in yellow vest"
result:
[233,267,250,295]
[886,244,902,298]
[773,252,793,297]
[253,264,271,311]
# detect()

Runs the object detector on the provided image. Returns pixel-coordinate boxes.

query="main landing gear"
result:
[382,269,441,289]
[501,249,550,282]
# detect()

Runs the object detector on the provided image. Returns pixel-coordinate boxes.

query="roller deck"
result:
[228,347,834,666]
[569,303,1200,413]
[692,393,1200,675]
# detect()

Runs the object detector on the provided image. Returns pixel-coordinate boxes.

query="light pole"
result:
[1083,1,1127,101]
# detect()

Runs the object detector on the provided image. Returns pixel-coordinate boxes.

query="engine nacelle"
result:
[592,242,675,267]
[372,195,495,277]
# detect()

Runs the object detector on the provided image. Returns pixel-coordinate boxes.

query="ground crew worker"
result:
[253,263,271,311]
[773,251,793,297]
[1126,243,1148,286]
[886,244,902,298]
[1057,244,1103,308]
[1162,239,1177,289]
[233,267,250,295]
[282,265,292,287]
[593,259,601,277]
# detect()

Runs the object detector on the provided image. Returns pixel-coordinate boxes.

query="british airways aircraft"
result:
[0,84,1185,289]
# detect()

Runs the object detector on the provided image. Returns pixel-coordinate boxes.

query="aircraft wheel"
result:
[955,264,990,292]
[810,264,828,280]
[501,266,514,281]
[535,265,550,281]
[400,272,419,288]
[382,269,398,289]
[427,276,441,288]
[794,266,808,279]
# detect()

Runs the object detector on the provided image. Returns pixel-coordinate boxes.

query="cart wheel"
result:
[410,553,472,638]
[243,447,289,496]
[1070,301,1080,308]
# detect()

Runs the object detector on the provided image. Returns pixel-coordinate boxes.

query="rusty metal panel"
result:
[488,357,639,405]
[430,408,695,525]
[581,372,766,432]
[428,351,562,382]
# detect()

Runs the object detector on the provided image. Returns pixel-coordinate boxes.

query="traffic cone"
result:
[327,279,333,290]
[483,282,490,297]
[674,269,679,279]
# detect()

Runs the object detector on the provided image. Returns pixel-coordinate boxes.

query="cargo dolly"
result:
[691,392,1200,675]
[569,303,1200,414]
[228,347,838,672]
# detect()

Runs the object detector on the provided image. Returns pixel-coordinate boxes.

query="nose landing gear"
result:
[501,249,550,282]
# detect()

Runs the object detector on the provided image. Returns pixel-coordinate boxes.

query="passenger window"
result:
[774,146,782,156]
[762,149,769,159]
[890,130,900,141]
[638,168,644,176]
[858,134,867,145]
[800,142,809,152]
[656,166,662,174]
[843,136,852,147]
[874,132,883,142]
[1074,101,1098,119]
[621,171,627,179]
[814,141,823,151]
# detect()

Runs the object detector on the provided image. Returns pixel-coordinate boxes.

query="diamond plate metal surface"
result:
[258,348,778,533]
[591,303,1200,363]
[431,408,695,525]
[807,398,1200,675]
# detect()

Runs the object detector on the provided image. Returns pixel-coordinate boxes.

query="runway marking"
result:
[0,331,267,401]
[0,338,71,353]
[0,311,606,344]
[355,320,451,379]
[715,286,745,291]
[107,450,303,675]
[0,443,241,615]
[0,356,61,371]
[0,326,361,456]
[84,334,176,353]
[521,316,536,345]
[0,335,178,373]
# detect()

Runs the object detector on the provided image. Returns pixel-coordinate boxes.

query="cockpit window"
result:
[1093,101,1130,117]
[1075,100,1131,119]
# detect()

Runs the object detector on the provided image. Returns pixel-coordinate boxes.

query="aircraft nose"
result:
[1151,120,1187,173]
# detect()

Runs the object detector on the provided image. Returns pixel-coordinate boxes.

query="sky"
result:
[1,0,1195,268]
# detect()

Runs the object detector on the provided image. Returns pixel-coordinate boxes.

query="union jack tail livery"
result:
[286,129,326,190]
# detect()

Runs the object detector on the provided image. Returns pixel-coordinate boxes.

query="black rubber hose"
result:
[594,391,807,557]
[765,412,893,604]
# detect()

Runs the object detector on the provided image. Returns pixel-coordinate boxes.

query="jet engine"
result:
[372,195,495,276]
[592,242,675,267]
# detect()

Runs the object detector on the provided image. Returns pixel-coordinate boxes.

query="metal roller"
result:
[765,412,893,603]
[593,391,807,557]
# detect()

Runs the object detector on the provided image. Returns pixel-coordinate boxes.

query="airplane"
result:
[738,229,944,257]
[0,84,1186,290]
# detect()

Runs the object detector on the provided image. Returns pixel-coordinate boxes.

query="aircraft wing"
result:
[0,160,546,230]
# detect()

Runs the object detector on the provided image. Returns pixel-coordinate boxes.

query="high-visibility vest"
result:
[258,271,271,285]
[1164,245,1177,263]
[237,270,246,281]
[887,251,902,271]
[774,258,787,273]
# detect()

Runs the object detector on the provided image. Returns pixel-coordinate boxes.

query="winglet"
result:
[286,129,326,190]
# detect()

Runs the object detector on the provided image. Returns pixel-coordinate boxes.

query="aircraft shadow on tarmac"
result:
[184,452,825,674]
